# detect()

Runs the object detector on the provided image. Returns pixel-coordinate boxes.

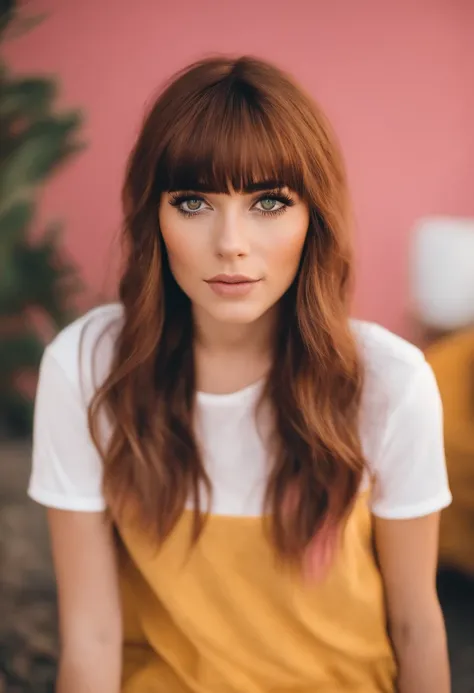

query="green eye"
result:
[259,198,278,211]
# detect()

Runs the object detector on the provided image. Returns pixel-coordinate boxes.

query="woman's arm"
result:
[48,509,122,693]
[374,513,450,693]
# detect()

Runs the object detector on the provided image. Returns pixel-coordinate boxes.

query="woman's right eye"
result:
[169,195,209,216]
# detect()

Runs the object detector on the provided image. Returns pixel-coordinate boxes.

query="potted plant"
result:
[0,0,85,438]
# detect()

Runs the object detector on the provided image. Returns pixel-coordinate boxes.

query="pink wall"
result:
[7,0,474,336]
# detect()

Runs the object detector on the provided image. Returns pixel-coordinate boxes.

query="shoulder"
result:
[351,319,435,460]
[29,304,123,512]
[45,303,124,401]
[351,321,451,517]
[352,318,427,406]
[352,319,425,373]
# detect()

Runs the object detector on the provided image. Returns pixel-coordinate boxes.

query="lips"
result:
[205,274,261,297]
[206,274,259,284]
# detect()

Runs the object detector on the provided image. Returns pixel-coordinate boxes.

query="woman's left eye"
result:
[254,195,292,215]
[181,198,205,213]
[256,198,282,212]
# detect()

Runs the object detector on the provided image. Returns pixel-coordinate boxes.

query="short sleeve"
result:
[28,347,106,512]
[370,360,452,519]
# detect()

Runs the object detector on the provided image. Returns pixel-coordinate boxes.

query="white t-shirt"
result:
[28,303,452,519]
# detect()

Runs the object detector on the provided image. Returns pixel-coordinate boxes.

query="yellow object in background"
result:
[426,329,474,576]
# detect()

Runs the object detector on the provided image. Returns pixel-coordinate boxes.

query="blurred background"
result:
[0,0,473,691]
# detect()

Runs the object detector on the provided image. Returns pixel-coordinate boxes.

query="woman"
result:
[29,56,452,693]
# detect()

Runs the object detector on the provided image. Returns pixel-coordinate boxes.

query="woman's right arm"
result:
[48,508,122,693]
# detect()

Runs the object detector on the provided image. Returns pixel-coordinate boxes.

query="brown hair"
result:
[89,55,365,570]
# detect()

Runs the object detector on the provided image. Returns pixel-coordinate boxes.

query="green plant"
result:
[0,0,85,437]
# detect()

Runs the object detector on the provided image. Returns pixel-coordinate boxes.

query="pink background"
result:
[7,0,474,336]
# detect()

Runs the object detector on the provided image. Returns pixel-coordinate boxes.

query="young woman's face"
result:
[159,184,310,326]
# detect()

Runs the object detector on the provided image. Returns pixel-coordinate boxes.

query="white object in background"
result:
[411,216,474,330]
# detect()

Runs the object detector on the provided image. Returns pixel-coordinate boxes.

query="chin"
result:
[205,301,267,325]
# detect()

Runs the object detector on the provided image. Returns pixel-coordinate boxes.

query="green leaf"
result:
[0,112,84,198]
[0,388,34,438]
[0,201,35,305]
[0,0,15,38]
[0,198,35,243]
[2,12,47,40]
[0,77,56,119]
[0,329,44,374]
[0,225,83,322]
[0,248,24,311]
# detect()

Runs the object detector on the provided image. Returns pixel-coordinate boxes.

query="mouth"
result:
[204,274,262,297]
[205,274,260,285]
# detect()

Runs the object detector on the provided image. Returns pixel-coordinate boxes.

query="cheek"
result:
[163,232,192,268]
[264,225,307,277]
[160,223,202,278]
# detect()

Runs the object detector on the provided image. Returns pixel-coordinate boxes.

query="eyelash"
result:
[169,192,295,218]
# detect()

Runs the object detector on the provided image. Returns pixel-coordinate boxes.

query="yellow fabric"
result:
[426,329,474,576]
[116,494,396,692]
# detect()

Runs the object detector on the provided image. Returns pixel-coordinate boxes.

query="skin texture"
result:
[48,509,122,693]
[375,514,450,693]
[49,188,449,692]
[159,186,309,326]
[159,186,310,394]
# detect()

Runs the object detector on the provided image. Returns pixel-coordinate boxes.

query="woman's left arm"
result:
[375,512,450,693]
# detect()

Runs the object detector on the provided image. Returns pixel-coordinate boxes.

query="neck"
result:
[193,305,278,357]
[191,306,279,395]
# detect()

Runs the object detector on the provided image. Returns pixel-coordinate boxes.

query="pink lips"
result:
[205,274,261,297]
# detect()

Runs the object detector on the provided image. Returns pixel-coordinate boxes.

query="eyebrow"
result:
[168,180,287,194]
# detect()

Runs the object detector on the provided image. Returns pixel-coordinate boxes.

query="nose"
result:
[214,208,250,259]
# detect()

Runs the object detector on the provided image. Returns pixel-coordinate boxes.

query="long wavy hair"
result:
[89,55,366,573]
